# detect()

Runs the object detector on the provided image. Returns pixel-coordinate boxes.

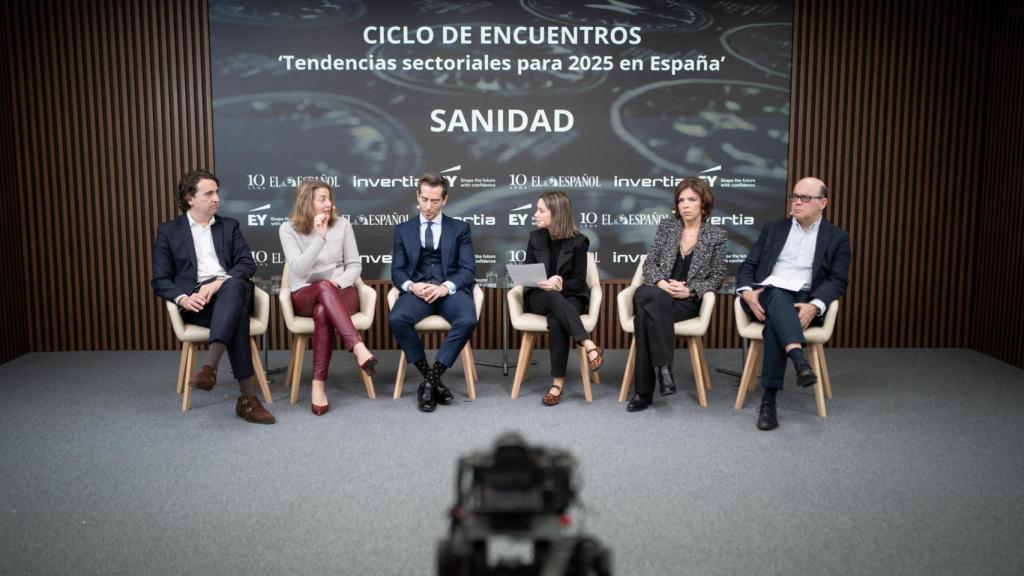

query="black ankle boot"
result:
[431,361,454,404]
[626,393,652,412]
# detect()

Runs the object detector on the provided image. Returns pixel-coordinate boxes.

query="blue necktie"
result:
[424,221,435,250]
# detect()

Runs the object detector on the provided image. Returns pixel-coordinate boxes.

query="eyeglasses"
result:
[789,194,824,203]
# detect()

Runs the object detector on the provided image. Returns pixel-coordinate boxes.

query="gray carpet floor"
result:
[0,348,1022,576]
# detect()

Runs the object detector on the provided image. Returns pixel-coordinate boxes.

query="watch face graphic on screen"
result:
[521,0,713,32]
[209,0,367,27]
[721,23,793,79]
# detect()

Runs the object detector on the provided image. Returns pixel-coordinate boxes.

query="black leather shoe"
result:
[434,380,455,405]
[626,393,652,412]
[656,366,677,396]
[418,382,437,412]
[796,363,817,388]
[756,401,779,430]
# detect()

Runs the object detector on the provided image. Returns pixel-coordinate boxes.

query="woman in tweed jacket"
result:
[627,177,727,411]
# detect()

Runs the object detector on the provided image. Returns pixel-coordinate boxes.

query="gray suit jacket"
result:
[641,217,728,297]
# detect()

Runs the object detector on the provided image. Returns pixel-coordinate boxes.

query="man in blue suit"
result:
[152,169,275,424]
[389,172,478,412]
[736,177,851,431]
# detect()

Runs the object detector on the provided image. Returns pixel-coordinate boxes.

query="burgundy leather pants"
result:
[290,280,360,380]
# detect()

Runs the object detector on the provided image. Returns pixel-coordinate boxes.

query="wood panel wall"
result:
[0,26,29,365]
[1,0,1021,368]
[972,0,1024,369]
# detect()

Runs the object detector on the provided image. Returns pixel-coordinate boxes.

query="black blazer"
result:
[523,229,590,303]
[736,217,851,307]
[390,214,477,295]
[151,214,256,304]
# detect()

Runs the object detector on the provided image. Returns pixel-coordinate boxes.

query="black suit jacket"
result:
[736,217,851,308]
[151,214,256,304]
[523,229,590,303]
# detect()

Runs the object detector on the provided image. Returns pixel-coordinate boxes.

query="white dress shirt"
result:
[175,213,228,305]
[739,217,826,315]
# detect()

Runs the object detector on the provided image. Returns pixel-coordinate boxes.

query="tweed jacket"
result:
[641,216,728,297]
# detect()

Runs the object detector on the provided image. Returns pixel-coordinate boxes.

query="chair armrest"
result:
[507,285,525,319]
[252,286,270,325]
[617,285,636,329]
[355,278,377,318]
[164,299,186,339]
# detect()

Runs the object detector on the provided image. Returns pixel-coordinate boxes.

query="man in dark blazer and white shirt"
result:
[389,172,478,412]
[736,177,851,431]
[152,169,275,424]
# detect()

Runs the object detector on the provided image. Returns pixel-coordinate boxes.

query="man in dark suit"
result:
[736,177,851,431]
[152,169,275,424]
[389,172,478,412]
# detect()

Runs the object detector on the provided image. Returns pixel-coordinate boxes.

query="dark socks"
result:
[205,342,226,369]
[414,359,432,380]
[787,347,807,370]
[238,375,257,397]
[431,361,448,384]
[762,387,778,405]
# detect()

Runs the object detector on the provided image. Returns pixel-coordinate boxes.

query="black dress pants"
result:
[632,284,700,395]
[525,290,588,378]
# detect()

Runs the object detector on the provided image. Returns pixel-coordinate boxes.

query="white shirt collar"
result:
[419,213,442,226]
[187,212,216,228]
[791,216,821,233]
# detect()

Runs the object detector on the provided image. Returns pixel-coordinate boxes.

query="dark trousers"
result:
[746,287,822,389]
[632,284,700,395]
[182,277,254,380]
[291,280,361,381]
[525,290,588,378]
[389,290,478,367]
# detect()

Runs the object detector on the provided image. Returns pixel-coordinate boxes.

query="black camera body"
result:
[437,433,611,576]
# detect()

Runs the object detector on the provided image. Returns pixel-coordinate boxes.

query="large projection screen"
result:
[209,0,793,291]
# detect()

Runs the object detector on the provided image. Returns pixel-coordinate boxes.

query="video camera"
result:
[437,432,611,576]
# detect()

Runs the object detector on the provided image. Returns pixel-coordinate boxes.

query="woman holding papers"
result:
[522,191,603,406]
[279,180,378,416]
[626,177,727,412]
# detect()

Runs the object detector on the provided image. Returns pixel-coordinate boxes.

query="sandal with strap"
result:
[585,345,604,372]
[542,384,564,406]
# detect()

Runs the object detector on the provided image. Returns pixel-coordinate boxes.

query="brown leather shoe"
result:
[188,365,217,391]
[236,395,276,424]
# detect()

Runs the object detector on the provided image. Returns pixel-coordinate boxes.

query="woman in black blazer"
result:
[523,191,603,406]
[627,177,727,412]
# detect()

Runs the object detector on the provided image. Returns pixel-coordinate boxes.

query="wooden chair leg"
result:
[461,345,477,400]
[176,342,189,394]
[285,334,297,392]
[394,350,407,399]
[592,366,602,385]
[810,341,827,417]
[578,346,593,402]
[359,367,376,399]
[290,335,307,404]
[750,341,763,392]
[689,337,707,407]
[698,337,712,390]
[250,338,272,404]
[182,342,196,412]
[816,344,833,399]
[467,344,480,383]
[619,337,636,402]
[735,340,761,410]
[511,333,535,399]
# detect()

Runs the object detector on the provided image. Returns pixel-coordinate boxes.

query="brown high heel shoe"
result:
[585,345,604,371]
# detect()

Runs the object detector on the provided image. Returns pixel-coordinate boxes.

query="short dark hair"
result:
[177,169,219,213]
[673,176,715,221]
[417,171,448,197]
[819,183,829,198]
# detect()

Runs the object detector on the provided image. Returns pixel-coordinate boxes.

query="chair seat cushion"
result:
[179,316,267,342]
